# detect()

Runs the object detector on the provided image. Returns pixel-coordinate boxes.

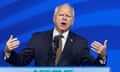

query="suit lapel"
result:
[58,31,75,65]
[63,31,74,53]
[46,30,53,50]
[44,30,53,65]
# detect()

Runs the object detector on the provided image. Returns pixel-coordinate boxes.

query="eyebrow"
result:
[58,12,72,15]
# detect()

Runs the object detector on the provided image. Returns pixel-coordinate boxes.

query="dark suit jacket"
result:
[5,30,106,66]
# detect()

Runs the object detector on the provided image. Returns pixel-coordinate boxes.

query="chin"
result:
[57,27,68,32]
[60,29,68,32]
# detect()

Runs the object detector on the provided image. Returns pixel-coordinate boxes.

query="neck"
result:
[55,28,68,34]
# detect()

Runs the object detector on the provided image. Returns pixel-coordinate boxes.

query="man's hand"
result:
[5,35,20,52]
[91,40,108,57]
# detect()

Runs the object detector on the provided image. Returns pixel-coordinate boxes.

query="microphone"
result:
[51,35,59,65]
[51,35,64,65]
[53,35,64,51]
[53,35,59,50]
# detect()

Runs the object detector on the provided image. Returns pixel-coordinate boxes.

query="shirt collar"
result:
[53,28,69,39]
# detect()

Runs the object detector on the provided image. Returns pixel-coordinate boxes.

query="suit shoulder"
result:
[32,30,52,37]
[71,32,88,42]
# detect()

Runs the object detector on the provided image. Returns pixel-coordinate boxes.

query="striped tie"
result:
[55,35,63,65]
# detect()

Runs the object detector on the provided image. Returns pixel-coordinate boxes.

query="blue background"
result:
[0,0,120,72]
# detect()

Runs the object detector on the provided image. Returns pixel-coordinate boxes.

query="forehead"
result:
[57,5,73,14]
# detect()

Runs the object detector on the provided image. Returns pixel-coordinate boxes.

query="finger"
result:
[7,35,16,43]
[12,41,20,45]
[91,45,99,50]
[91,42,100,49]
[8,34,13,40]
[104,40,108,46]
[10,41,20,46]
[10,44,19,49]
[9,40,20,46]
[7,39,19,46]
[91,48,98,53]
[6,40,20,50]
[93,41,103,46]
[91,46,99,51]
[9,38,18,43]
[7,42,19,50]
[9,45,19,50]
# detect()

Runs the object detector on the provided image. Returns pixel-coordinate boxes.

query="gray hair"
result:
[54,3,75,16]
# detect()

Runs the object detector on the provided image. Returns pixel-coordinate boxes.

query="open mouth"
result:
[61,22,66,25]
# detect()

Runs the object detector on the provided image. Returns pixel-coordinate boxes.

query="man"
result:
[4,3,107,66]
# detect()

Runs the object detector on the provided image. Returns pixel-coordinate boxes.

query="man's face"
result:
[53,5,74,32]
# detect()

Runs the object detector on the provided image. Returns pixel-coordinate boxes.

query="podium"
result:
[0,67,110,72]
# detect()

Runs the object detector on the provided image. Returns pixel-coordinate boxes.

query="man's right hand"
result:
[5,35,20,52]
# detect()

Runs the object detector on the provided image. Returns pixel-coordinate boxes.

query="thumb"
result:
[104,40,108,46]
[8,34,13,40]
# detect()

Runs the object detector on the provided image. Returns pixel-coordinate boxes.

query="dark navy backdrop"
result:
[0,0,120,72]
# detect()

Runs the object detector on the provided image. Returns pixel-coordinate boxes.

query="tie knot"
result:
[58,35,64,39]
[54,35,63,40]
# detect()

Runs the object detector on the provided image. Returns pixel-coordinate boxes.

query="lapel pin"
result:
[70,38,73,42]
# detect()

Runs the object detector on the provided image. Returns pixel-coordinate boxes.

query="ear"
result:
[71,16,74,26]
[53,14,56,23]
[53,15,55,23]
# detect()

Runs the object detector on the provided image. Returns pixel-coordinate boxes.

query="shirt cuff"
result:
[99,56,106,64]
[4,51,11,60]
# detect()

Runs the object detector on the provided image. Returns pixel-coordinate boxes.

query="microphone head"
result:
[53,35,59,50]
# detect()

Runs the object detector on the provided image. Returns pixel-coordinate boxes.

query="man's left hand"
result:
[91,40,108,57]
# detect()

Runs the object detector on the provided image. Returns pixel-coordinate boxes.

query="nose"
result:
[62,15,67,21]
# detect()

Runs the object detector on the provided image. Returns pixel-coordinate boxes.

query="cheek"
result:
[54,16,60,22]
[55,17,61,22]
[68,19,73,24]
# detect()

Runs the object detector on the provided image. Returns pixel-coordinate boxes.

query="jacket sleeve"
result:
[5,34,35,66]
[79,39,106,66]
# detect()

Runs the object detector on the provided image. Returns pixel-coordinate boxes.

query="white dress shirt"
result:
[53,28,69,51]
